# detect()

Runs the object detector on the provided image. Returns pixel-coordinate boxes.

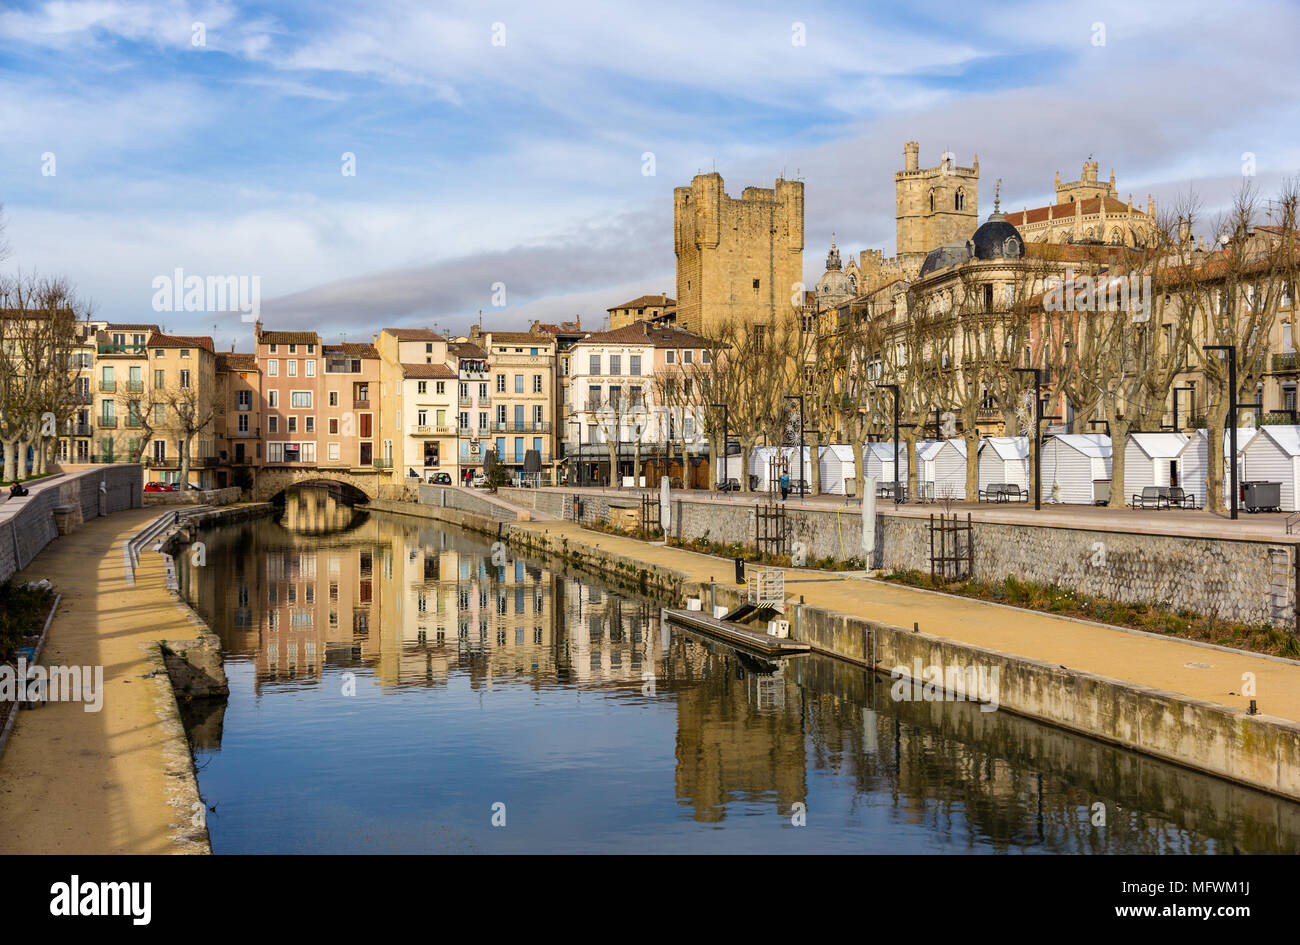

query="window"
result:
[702,350,711,364]
[629,355,641,375]
[180,348,190,359]
[179,370,191,389]
[288,416,298,433]
[268,416,278,433]
[153,349,164,358]
[497,404,506,423]
[287,360,297,377]
[288,344,297,354]
[532,374,542,393]
[237,390,251,410]
[154,369,165,388]
[683,350,693,364]
[436,381,445,395]
[514,374,524,393]
[665,350,675,364]
[305,360,315,377]
[609,354,621,375]
[267,359,278,376]
[955,189,965,211]
[268,390,279,408]
[589,354,601,375]
[329,391,338,406]
[154,403,165,424]
[496,373,506,392]
[359,414,372,437]
[238,413,249,433]
[291,391,312,408]
[417,381,427,395]
[752,279,760,289]
[534,405,544,423]
[329,418,339,434]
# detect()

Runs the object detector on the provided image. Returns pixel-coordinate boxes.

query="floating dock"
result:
[661,607,811,656]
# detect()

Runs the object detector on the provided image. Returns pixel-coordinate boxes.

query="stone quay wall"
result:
[0,465,142,584]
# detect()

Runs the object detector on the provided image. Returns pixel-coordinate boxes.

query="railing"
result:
[1272,352,1299,371]
[99,379,116,392]
[66,391,92,405]
[125,418,142,428]
[411,424,455,435]
[373,458,393,469]
[489,421,552,433]
[98,417,118,428]
[353,398,370,409]
[147,457,178,468]
[126,380,144,392]
[97,343,146,355]
[231,428,260,437]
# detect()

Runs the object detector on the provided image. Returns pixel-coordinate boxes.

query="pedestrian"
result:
[779,471,790,501]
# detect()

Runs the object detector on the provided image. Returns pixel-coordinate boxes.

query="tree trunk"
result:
[851,437,866,500]
[741,437,757,493]
[809,434,822,495]
[2,440,14,483]
[1204,406,1230,513]
[1105,416,1133,508]
[904,430,919,502]
[964,429,980,501]
[180,438,191,488]
[17,438,29,480]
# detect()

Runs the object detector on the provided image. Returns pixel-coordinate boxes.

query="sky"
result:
[1,0,1298,352]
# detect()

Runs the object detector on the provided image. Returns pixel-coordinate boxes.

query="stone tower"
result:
[1055,159,1117,204]
[673,172,805,335]
[895,141,979,271]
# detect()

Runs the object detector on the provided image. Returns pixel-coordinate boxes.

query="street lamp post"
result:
[785,394,805,501]
[1204,345,1240,519]
[710,403,730,490]
[880,384,900,503]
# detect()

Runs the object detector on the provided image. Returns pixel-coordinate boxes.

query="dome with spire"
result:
[969,181,1025,260]
[815,235,853,309]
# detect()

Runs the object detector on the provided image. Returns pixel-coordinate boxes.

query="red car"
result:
[144,481,176,492]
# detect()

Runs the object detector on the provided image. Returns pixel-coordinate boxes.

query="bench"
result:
[978,482,1007,502]
[997,484,1029,503]
[1129,486,1169,510]
[1167,486,1198,509]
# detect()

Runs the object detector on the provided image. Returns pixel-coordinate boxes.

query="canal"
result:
[176,487,1300,853]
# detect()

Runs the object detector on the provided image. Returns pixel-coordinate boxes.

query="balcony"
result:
[490,421,552,433]
[125,380,144,393]
[147,457,178,469]
[373,458,393,469]
[97,343,146,356]
[410,424,455,436]
[125,418,143,429]
[98,417,118,428]
[66,390,92,405]
[353,398,370,410]
[231,428,260,438]
[68,423,93,437]
[99,380,116,392]
[1272,352,1298,372]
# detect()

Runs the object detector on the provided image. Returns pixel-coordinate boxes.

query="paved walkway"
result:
[522,518,1300,724]
[0,507,205,854]
[522,485,1299,541]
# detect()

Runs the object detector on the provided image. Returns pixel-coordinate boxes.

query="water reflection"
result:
[177,487,1300,854]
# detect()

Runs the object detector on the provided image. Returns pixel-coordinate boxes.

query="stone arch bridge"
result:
[252,466,391,503]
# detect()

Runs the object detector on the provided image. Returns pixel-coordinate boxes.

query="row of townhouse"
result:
[50,310,721,492]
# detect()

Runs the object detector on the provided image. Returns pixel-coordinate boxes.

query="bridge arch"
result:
[252,467,381,502]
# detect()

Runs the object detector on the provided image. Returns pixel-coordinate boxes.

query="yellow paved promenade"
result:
[522,519,1300,724]
[0,508,205,854]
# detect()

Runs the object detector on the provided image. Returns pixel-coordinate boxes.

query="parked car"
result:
[430,472,452,485]
[144,481,176,492]
[470,472,488,488]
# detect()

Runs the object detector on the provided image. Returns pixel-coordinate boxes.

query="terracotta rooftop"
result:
[324,342,378,358]
[485,330,555,345]
[216,352,258,372]
[449,341,489,359]
[401,362,457,379]
[383,328,443,341]
[608,294,675,312]
[258,330,318,345]
[105,322,161,332]
[1004,195,1140,227]
[148,332,214,352]
[574,320,713,348]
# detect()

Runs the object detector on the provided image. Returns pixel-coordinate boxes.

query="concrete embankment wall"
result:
[144,486,243,507]
[495,488,1298,629]
[370,494,1300,802]
[0,464,142,583]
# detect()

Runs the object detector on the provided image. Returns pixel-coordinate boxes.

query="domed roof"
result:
[815,236,853,307]
[970,197,1025,260]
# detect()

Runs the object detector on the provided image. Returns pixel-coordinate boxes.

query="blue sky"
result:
[1,0,1297,351]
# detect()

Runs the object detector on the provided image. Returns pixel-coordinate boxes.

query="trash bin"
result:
[1243,481,1281,512]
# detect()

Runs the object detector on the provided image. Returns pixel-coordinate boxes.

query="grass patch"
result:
[0,580,55,659]
[881,569,1300,659]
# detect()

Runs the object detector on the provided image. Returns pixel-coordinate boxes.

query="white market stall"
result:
[1122,432,1190,501]
[1240,426,1300,511]
[862,442,909,494]
[748,446,813,493]
[818,444,856,496]
[976,437,1030,496]
[1041,433,1112,504]
[927,439,969,501]
[1176,427,1258,508]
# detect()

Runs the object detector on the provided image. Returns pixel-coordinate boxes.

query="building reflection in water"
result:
[178,485,1300,853]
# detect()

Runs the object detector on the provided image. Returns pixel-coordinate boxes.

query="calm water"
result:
[176,488,1300,853]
